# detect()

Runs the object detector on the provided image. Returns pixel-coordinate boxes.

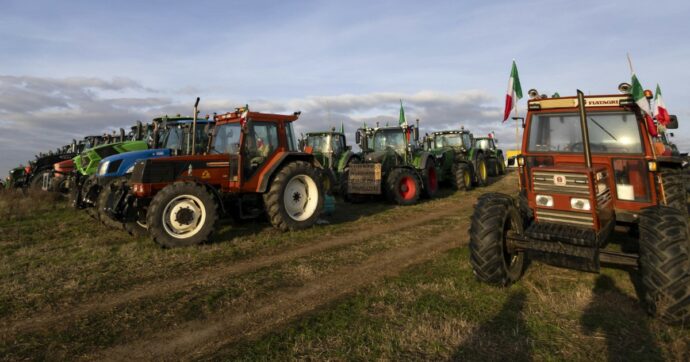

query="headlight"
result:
[536,194,553,207]
[98,161,109,176]
[570,198,591,210]
[647,161,657,172]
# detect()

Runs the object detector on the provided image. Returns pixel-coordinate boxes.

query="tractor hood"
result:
[54,159,75,173]
[98,148,172,178]
[364,151,388,163]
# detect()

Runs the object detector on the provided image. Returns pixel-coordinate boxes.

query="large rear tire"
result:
[264,161,324,231]
[386,168,421,206]
[638,206,690,325]
[147,182,218,248]
[469,193,525,286]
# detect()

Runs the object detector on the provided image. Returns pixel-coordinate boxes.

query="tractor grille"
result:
[535,209,594,227]
[532,171,589,195]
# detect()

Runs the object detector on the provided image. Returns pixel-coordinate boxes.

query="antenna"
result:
[626,53,635,74]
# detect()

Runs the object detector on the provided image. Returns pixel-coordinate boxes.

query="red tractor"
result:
[108,108,324,248]
[469,86,689,324]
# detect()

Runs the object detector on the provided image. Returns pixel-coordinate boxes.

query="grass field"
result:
[0,172,688,361]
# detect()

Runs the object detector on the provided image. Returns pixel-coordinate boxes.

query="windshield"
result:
[433,133,467,149]
[212,123,242,154]
[373,129,407,152]
[528,111,643,154]
[161,125,210,154]
[307,135,331,153]
[475,139,491,150]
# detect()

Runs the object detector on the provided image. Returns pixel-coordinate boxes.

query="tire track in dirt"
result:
[2,175,513,337]
[96,220,471,361]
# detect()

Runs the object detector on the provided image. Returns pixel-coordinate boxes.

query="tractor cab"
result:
[301,131,348,165]
[428,130,472,152]
[361,125,419,163]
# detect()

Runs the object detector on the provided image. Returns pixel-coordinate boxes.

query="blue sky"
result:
[1,0,689,174]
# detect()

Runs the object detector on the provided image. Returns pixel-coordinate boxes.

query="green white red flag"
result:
[630,74,658,137]
[503,60,523,122]
[654,84,670,126]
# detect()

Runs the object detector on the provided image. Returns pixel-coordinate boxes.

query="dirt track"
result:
[2,174,516,360]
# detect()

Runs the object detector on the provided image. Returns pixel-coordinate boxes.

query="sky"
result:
[1,0,690,175]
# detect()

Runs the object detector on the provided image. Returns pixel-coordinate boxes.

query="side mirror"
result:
[667,115,679,129]
[355,130,361,145]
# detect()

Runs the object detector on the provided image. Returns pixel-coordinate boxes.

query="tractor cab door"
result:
[242,121,279,180]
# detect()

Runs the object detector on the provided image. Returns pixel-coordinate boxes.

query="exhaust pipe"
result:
[576,90,592,169]
[192,97,200,155]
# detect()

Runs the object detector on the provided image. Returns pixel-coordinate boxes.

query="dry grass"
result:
[0,188,64,221]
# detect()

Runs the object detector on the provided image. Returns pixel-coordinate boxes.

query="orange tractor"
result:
[469,86,689,324]
[107,108,324,248]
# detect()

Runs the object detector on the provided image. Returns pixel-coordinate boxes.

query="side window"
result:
[286,123,297,151]
[245,122,279,178]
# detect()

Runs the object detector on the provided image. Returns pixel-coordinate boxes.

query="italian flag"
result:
[631,74,657,137]
[654,84,670,126]
[631,74,652,115]
[503,60,523,122]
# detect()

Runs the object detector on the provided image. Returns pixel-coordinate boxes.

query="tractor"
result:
[299,129,360,194]
[6,140,83,191]
[344,121,438,205]
[69,123,152,215]
[472,134,506,177]
[95,113,215,235]
[425,129,489,190]
[468,86,690,324]
[106,108,325,248]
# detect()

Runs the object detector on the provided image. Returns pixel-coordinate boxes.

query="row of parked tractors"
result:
[4,99,506,248]
[4,83,690,325]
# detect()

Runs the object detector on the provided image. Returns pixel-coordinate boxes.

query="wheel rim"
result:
[162,194,206,239]
[464,171,471,187]
[283,174,319,221]
[480,162,487,180]
[398,175,417,200]
[427,166,438,193]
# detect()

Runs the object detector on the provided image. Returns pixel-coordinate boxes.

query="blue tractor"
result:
[94,114,215,235]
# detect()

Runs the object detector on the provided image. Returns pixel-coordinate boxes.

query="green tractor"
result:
[472,133,506,177]
[299,129,360,194]
[424,129,489,190]
[344,121,438,205]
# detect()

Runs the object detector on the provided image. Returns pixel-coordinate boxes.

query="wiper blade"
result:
[589,117,617,141]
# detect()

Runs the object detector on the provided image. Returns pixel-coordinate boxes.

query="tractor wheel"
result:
[452,163,474,191]
[264,161,324,231]
[498,155,506,175]
[386,168,421,206]
[29,171,48,191]
[475,154,489,187]
[421,160,439,199]
[659,169,688,216]
[97,178,125,230]
[469,193,525,286]
[81,176,99,220]
[124,219,149,238]
[147,182,218,248]
[638,206,690,325]
[321,169,338,196]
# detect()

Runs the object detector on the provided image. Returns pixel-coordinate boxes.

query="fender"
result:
[413,151,434,169]
[337,151,360,172]
[256,152,319,193]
